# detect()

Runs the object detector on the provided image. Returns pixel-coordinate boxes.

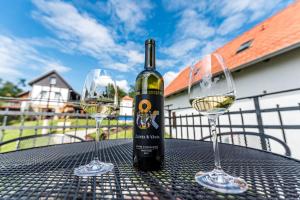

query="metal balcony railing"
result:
[0,88,299,160]
[165,88,300,159]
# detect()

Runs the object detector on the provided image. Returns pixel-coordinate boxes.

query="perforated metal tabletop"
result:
[0,139,300,199]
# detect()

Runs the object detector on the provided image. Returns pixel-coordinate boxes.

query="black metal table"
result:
[0,139,300,199]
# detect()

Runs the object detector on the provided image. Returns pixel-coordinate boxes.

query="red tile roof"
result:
[122,95,133,101]
[165,1,300,97]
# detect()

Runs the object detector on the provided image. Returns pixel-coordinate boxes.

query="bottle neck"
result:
[144,42,155,70]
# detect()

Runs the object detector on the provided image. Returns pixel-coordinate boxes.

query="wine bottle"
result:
[133,39,164,171]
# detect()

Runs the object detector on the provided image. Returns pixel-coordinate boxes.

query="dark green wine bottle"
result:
[133,39,164,171]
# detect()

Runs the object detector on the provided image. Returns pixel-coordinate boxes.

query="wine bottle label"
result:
[134,94,163,158]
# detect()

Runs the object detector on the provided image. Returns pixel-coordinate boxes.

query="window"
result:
[236,40,253,54]
[54,92,61,99]
[41,91,48,99]
[50,77,57,85]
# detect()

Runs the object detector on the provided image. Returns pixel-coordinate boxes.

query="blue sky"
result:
[0,0,293,93]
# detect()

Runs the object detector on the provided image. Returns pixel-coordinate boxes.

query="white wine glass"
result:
[74,69,118,176]
[188,53,248,193]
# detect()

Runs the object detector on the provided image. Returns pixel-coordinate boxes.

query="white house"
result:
[120,95,133,116]
[26,70,80,113]
[164,1,300,159]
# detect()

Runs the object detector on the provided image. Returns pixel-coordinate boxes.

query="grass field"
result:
[89,129,171,140]
[89,129,133,140]
[0,117,170,153]
[0,118,133,153]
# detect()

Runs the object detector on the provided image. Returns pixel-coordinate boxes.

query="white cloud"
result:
[220,0,282,17]
[220,0,252,16]
[159,38,204,74]
[219,0,291,23]
[94,73,129,92]
[159,1,215,73]
[162,38,201,58]
[163,71,179,88]
[43,62,70,73]
[94,74,129,92]
[32,0,115,52]
[116,79,130,92]
[31,0,144,72]
[108,0,153,33]
[157,59,177,68]
[127,50,144,64]
[217,13,248,35]
[162,0,206,12]
[107,62,132,72]
[176,9,215,40]
[0,36,26,77]
[247,0,287,22]
[159,35,225,76]
[200,37,227,56]
[0,34,70,81]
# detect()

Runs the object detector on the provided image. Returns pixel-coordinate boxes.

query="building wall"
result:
[30,85,69,112]
[120,100,133,116]
[164,47,300,159]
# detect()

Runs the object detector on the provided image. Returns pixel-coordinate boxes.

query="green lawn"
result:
[89,129,171,140]
[0,118,132,153]
[0,117,169,153]
[1,120,44,153]
[109,130,133,139]
[89,129,133,140]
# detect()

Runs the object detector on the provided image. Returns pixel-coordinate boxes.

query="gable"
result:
[30,72,71,89]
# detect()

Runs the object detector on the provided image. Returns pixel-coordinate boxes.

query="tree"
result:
[128,85,135,98]
[17,78,26,88]
[0,79,23,97]
[117,86,127,99]
[106,84,126,101]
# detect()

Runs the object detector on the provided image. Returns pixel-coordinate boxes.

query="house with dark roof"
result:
[25,70,80,113]
[165,1,300,109]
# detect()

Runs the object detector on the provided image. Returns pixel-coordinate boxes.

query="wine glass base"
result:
[74,159,114,177]
[195,169,248,194]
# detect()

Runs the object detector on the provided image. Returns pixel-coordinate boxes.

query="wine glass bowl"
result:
[81,70,118,119]
[188,54,248,193]
[189,54,236,117]
[74,69,118,177]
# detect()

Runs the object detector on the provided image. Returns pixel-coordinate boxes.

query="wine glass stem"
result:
[94,118,103,161]
[209,116,221,170]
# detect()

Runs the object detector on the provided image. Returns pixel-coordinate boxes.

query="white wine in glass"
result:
[74,69,118,177]
[188,54,248,194]
[189,95,236,115]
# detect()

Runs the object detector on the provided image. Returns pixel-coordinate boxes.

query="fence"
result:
[0,97,135,153]
[165,88,300,159]
[0,89,300,159]
[0,111,137,153]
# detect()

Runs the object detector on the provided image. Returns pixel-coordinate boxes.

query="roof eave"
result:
[16,91,30,97]
[28,70,57,86]
[28,70,75,92]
